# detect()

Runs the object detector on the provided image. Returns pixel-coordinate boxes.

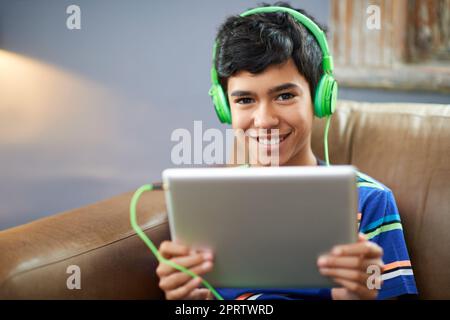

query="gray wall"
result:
[0,0,447,230]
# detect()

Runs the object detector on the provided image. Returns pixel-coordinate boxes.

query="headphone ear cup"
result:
[209,84,232,124]
[329,79,338,115]
[314,74,338,118]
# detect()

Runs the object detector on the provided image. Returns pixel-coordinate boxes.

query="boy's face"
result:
[227,58,316,166]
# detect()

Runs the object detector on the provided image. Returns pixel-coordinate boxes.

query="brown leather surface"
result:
[0,100,449,299]
[0,190,170,299]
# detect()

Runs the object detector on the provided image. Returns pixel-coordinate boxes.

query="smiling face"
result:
[227,58,317,167]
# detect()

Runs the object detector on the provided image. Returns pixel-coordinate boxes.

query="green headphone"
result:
[208,6,338,124]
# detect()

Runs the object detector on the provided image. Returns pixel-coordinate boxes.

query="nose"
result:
[253,102,279,128]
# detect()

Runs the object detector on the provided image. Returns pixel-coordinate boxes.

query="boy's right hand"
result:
[156,240,215,300]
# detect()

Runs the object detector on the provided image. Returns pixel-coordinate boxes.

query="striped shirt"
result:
[216,159,418,300]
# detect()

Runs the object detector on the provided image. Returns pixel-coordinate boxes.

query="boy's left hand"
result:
[317,234,384,300]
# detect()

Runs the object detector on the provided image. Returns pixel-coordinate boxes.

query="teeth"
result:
[255,132,290,145]
[259,137,280,145]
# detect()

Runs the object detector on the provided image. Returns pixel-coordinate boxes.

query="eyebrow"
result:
[230,83,301,97]
[268,83,300,95]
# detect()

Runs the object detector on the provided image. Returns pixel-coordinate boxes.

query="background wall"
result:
[0,0,448,230]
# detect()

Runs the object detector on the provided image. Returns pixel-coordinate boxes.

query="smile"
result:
[251,131,292,146]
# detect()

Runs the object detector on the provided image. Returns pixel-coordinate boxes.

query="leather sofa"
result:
[0,100,449,299]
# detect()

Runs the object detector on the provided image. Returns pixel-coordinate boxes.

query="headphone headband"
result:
[211,6,333,87]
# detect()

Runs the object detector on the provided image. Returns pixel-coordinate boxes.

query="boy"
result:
[156,2,418,300]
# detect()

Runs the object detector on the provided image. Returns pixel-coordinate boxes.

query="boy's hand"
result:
[317,234,384,300]
[156,240,214,300]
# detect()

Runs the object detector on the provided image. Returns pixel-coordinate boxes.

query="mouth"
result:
[249,131,292,146]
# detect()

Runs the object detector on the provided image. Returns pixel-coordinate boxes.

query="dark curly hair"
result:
[215,1,327,102]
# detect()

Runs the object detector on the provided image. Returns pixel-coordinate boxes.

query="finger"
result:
[331,241,383,258]
[157,252,209,278]
[318,255,363,269]
[159,260,213,291]
[159,241,190,259]
[165,276,203,300]
[331,287,359,300]
[184,288,212,300]
[206,290,214,300]
[358,233,367,242]
[319,268,368,284]
[333,278,378,300]
[318,256,384,271]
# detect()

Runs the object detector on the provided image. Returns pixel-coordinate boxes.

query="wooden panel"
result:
[407,0,450,62]
[330,0,450,92]
[330,0,450,67]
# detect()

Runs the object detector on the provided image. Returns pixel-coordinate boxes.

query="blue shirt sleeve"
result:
[358,187,418,299]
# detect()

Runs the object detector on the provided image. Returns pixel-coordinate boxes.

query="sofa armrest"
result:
[0,189,169,299]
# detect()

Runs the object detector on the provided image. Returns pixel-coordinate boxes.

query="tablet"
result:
[162,165,358,288]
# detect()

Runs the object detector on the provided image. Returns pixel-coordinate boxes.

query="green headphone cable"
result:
[324,115,331,166]
[129,184,225,300]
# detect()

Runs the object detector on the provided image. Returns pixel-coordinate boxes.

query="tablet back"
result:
[163,166,358,288]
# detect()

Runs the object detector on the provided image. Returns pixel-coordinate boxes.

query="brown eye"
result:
[236,97,254,104]
[276,93,295,101]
